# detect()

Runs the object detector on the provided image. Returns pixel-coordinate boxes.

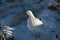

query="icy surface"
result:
[0,0,60,40]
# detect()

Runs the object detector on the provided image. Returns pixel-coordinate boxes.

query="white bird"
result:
[26,10,56,37]
[26,10,44,37]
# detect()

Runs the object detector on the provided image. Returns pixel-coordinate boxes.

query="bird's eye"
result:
[39,19,41,20]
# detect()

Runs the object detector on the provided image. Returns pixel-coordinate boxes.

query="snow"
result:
[0,0,60,40]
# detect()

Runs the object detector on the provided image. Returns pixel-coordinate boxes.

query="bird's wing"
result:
[31,18,43,27]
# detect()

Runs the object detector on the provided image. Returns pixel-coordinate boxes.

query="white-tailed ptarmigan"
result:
[26,10,43,37]
[26,10,56,38]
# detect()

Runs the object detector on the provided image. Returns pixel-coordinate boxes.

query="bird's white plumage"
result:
[26,10,43,33]
[28,17,43,27]
[26,10,56,36]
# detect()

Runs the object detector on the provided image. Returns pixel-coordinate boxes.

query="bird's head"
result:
[26,10,34,17]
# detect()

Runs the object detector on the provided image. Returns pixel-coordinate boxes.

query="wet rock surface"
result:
[0,0,60,40]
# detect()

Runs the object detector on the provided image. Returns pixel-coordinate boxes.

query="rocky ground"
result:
[0,0,60,40]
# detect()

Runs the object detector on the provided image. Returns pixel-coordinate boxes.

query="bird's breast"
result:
[30,18,43,27]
